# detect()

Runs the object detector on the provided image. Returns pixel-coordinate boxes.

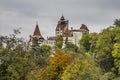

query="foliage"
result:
[55,35,63,49]
[101,72,116,80]
[0,29,35,80]
[1,19,120,79]
[34,44,51,67]
[31,37,40,50]
[112,43,120,75]
[114,19,120,27]
[65,42,78,52]
[95,29,114,72]
[79,20,120,75]
[79,34,90,52]
[40,44,51,56]
[88,32,99,52]
[61,54,101,80]
[6,51,35,80]
[36,51,71,80]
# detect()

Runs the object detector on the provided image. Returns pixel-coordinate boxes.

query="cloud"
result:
[0,0,120,40]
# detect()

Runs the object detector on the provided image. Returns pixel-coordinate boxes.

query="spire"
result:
[60,15,65,20]
[33,23,41,36]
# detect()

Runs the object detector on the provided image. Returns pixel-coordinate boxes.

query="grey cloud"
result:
[0,0,120,40]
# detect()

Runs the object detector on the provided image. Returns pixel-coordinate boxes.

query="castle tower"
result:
[80,24,89,34]
[29,23,44,50]
[33,23,44,40]
[33,24,41,36]
[55,15,69,36]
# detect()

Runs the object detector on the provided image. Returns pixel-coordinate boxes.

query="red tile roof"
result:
[56,22,68,31]
[72,29,80,32]
[80,24,89,31]
[60,15,65,20]
[56,16,69,31]
[33,24,41,36]
[33,24,44,40]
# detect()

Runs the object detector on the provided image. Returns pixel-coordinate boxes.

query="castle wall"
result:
[73,31,83,46]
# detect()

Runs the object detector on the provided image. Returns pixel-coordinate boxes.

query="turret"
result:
[33,23,44,40]
[55,15,69,36]
[80,24,89,34]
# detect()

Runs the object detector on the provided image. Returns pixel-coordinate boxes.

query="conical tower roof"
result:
[60,15,65,20]
[80,24,89,31]
[33,24,42,36]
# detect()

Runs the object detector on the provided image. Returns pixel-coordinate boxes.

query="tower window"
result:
[61,21,65,25]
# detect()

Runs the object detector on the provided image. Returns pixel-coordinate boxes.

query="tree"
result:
[112,43,120,75]
[114,19,120,27]
[79,34,90,52]
[95,26,120,73]
[65,42,78,52]
[95,28,115,73]
[55,35,63,49]
[36,51,71,80]
[6,50,35,80]
[32,37,40,50]
[61,54,101,80]
[0,29,36,80]
[89,32,99,53]
[40,44,51,56]
[34,44,51,67]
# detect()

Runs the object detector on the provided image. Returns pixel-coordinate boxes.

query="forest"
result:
[0,19,120,80]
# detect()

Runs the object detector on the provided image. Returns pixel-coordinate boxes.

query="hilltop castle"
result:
[29,15,89,50]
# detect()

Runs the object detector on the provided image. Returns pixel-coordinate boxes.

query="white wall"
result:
[73,31,82,46]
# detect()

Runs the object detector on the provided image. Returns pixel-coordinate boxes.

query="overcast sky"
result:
[0,0,120,40]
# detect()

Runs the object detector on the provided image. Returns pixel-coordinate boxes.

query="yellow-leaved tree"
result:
[61,54,101,80]
[34,51,71,80]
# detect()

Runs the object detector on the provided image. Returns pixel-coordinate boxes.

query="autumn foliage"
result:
[35,51,71,80]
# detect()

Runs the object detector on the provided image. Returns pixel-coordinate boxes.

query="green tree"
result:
[6,51,35,80]
[79,34,91,52]
[0,29,36,80]
[95,26,120,73]
[40,44,51,56]
[114,19,120,27]
[95,28,114,72]
[112,43,120,75]
[61,54,101,80]
[65,42,78,52]
[89,32,99,53]
[55,35,63,49]
[34,44,51,67]
[32,37,40,50]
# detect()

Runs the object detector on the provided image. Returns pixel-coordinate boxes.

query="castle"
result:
[29,15,89,50]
